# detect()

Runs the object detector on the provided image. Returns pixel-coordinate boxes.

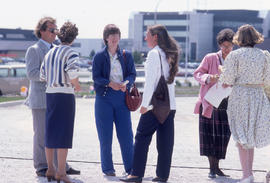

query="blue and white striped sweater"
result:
[40,45,79,94]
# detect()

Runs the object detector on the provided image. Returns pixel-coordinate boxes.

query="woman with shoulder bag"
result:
[120,24,180,183]
[92,24,136,176]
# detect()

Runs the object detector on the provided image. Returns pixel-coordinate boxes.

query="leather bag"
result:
[123,50,142,111]
[125,84,142,111]
[150,52,170,124]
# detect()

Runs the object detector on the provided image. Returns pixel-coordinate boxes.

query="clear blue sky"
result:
[1,0,269,38]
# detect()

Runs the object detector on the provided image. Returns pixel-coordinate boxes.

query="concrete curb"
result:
[0,100,24,107]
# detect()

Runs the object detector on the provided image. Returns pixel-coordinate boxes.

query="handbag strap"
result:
[123,50,136,88]
[217,53,223,65]
[157,51,165,76]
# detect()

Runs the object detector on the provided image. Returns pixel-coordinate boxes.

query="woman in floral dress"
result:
[220,24,270,183]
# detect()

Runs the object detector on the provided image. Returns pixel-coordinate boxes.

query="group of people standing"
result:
[25,16,179,183]
[195,25,270,183]
[25,17,81,183]
[91,23,180,183]
[25,16,270,183]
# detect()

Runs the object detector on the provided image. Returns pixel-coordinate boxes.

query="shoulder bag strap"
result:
[122,49,136,88]
[157,51,164,76]
[217,53,223,65]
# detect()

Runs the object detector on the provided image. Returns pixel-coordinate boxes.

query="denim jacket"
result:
[92,46,136,96]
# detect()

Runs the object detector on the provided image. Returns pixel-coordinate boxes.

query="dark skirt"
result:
[45,93,75,148]
[199,98,231,159]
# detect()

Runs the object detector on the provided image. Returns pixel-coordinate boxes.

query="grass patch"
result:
[175,86,199,97]
[0,96,25,103]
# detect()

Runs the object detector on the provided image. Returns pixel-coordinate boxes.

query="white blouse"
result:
[109,52,123,83]
[141,45,176,110]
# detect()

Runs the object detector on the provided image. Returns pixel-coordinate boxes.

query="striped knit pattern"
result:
[40,45,79,94]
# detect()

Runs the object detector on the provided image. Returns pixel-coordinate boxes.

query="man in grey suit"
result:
[25,17,80,177]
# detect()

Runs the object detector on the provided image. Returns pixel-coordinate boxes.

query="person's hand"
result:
[140,106,148,114]
[120,84,126,92]
[218,65,224,73]
[209,74,219,83]
[74,84,81,92]
[109,81,121,90]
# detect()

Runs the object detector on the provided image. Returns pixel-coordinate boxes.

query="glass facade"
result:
[197,10,264,51]
[142,12,189,46]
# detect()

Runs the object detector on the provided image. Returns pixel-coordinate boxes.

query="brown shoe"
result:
[46,168,56,182]
[55,173,73,183]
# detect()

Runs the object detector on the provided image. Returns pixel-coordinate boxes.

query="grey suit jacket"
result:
[25,40,49,109]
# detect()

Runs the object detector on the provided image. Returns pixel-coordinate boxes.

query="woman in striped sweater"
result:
[40,21,80,183]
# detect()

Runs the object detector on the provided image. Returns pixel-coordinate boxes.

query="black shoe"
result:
[36,168,48,177]
[215,168,230,177]
[66,167,80,175]
[120,176,142,183]
[152,177,168,182]
[105,172,116,176]
[208,171,216,179]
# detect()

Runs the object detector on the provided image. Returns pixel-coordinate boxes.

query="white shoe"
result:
[237,175,254,183]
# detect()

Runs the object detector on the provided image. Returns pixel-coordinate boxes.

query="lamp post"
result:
[154,0,162,24]
[184,0,190,80]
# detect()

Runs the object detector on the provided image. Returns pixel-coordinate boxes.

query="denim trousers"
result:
[95,89,134,174]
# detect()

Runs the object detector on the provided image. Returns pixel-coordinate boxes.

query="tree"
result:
[89,49,95,60]
[132,51,144,64]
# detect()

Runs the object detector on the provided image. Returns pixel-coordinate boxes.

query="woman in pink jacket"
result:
[193,28,235,178]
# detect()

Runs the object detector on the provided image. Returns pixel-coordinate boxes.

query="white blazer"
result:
[141,45,176,110]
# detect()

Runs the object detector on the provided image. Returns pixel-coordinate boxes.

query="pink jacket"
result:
[193,51,222,118]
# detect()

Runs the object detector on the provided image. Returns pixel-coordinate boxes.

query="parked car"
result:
[76,58,91,69]
[0,64,29,95]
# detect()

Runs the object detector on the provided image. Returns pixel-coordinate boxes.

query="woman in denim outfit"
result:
[92,24,136,176]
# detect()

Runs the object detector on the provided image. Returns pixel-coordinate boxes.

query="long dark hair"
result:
[148,24,180,84]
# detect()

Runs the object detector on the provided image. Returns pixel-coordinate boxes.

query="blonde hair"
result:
[233,24,264,47]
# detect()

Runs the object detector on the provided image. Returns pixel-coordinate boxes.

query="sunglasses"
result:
[47,28,59,34]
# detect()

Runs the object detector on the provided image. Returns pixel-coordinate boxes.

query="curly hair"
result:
[34,17,56,38]
[148,24,180,84]
[216,28,235,45]
[58,21,78,44]
[233,24,264,47]
[103,24,121,46]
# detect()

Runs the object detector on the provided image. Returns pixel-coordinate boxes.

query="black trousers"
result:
[131,110,176,179]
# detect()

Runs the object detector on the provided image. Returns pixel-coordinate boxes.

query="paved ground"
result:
[0,97,270,183]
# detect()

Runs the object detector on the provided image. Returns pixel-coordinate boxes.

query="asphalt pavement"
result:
[0,97,270,183]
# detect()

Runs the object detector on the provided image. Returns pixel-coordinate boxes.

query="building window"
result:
[144,20,188,26]
[6,34,25,39]
[190,42,197,60]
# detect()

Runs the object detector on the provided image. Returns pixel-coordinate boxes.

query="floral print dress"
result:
[220,47,270,149]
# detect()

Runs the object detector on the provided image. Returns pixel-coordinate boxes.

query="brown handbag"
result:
[123,50,142,111]
[150,52,170,124]
[125,84,142,111]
